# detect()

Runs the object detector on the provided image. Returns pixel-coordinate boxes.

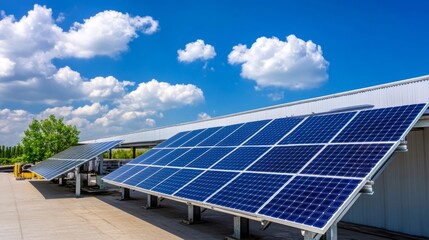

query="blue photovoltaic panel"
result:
[155,131,189,148]
[123,167,161,186]
[212,147,269,170]
[302,144,393,178]
[152,169,203,194]
[113,165,146,183]
[103,164,134,181]
[198,124,243,146]
[140,149,173,164]
[137,168,179,189]
[207,173,291,213]
[168,148,210,167]
[186,147,235,168]
[181,127,222,147]
[244,117,304,145]
[217,120,270,146]
[334,104,426,143]
[259,176,360,229]
[129,149,160,164]
[30,140,122,180]
[102,103,427,234]
[175,171,238,201]
[115,165,147,184]
[248,146,322,173]
[167,129,205,147]
[151,148,190,166]
[280,112,355,144]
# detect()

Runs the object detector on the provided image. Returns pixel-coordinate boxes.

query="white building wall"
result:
[343,128,429,237]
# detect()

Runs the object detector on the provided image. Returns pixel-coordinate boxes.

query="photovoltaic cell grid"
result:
[30,140,122,180]
[103,103,427,233]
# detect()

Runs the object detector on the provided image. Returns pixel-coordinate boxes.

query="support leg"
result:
[145,194,159,209]
[226,216,250,239]
[182,205,202,224]
[325,222,337,240]
[75,167,81,198]
[58,177,64,186]
[120,187,130,200]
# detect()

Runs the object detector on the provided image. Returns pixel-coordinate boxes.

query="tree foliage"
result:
[21,115,80,163]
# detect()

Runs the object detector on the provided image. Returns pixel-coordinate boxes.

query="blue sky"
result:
[0,1,429,145]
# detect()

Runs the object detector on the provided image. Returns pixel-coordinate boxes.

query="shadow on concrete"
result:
[29,180,79,199]
[95,190,303,240]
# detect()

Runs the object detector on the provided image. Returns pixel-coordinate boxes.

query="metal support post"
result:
[145,194,159,209]
[182,205,202,224]
[229,216,250,239]
[75,167,81,198]
[109,149,112,159]
[325,222,338,240]
[120,187,130,200]
[132,147,136,159]
[58,177,64,185]
[302,230,322,240]
[98,154,104,175]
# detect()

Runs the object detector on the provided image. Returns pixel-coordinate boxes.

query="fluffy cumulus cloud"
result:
[177,39,216,62]
[0,5,207,145]
[119,79,204,111]
[57,11,158,58]
[228,35,329,90]
[0,4,158,103]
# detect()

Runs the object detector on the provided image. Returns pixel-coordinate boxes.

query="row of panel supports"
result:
[119,188,338,240]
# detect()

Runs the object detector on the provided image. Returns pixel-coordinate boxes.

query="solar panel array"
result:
[103,103,427,233]
[30,140,122,180]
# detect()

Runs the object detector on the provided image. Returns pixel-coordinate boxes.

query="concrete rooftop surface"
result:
[0,173,417,240]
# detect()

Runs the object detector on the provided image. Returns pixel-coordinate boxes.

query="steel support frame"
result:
[182,204,202,224]
[145,194,160,209]
[230,216,250,239]
[120,187,130,200]
[75,166,81,198]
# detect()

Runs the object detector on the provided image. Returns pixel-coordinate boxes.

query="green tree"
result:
[21,115,80,163]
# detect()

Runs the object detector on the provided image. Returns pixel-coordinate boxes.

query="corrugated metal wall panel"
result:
[343,129,429,237]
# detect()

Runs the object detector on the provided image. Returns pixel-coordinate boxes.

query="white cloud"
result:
[72,103,108,117]
[145,118,156,127]
[267,91,284,101]
[228,35,329,90]
[0,57,15,77]
[197,112,211,120]
[57,11,159,58]
[119,79,204,111]
[0,108,33,145]
[0,5,157,104]
[178,39,216,62]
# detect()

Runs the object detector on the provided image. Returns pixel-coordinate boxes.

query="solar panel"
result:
[30,140,122,180]
[155,131,190,148]
[280,112,355,144]
[207,173,291,212]
[258,176,360,229]
[181,127,222,147]
[152,169,203,194]
[216,120,270,146]
[198,124,243,146]
[168,148,210,167]
[244,117,304,145]
[212,147,269,170]
[175,170,239,201]
[333,104,426,142]
[248,146,323,173]
[103,103,427,234]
